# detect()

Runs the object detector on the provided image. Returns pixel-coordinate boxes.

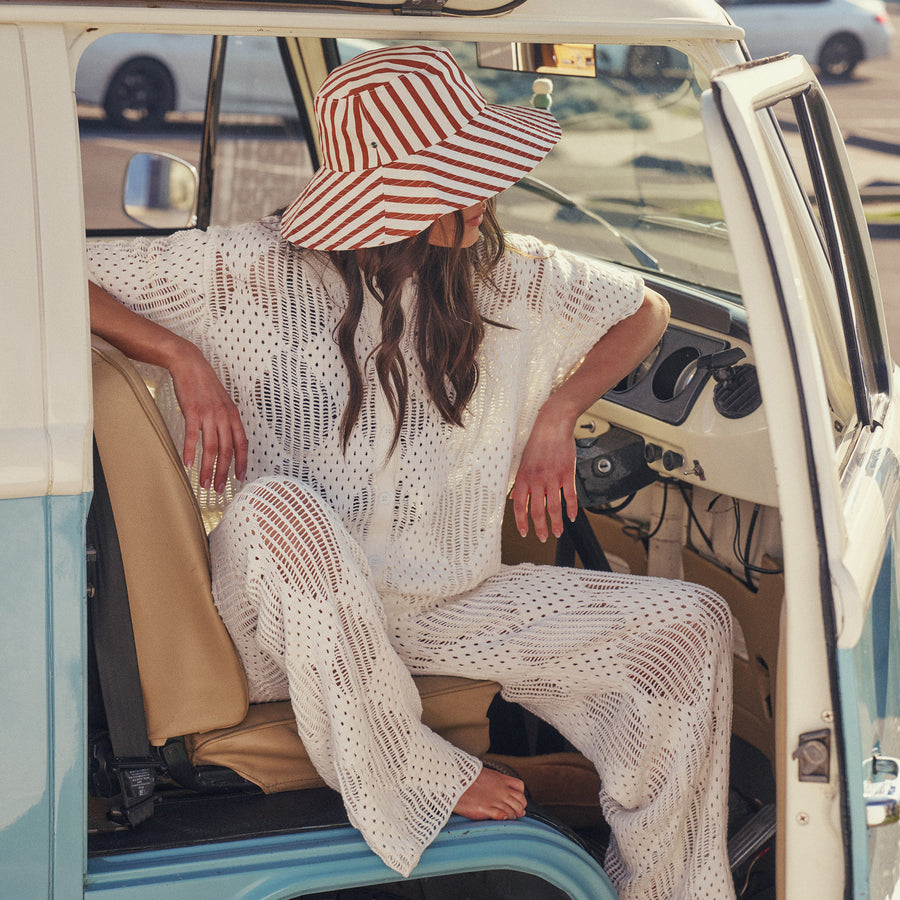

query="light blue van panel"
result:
[86,815,617,899]
[838,527,900,899]
[0,493,88,900]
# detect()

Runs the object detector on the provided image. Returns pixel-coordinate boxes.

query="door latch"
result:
[792,729,830,783]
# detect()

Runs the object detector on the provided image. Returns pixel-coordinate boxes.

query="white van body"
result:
[1,2,898,898]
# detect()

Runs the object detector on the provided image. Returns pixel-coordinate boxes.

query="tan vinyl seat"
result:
[90,335,499,794]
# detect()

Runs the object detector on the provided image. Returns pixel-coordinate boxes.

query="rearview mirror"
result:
[123,152,198,229]
[476,43,597,77]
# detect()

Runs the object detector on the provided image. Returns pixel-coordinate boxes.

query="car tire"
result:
[818,33,863,79]
[103,57,176,129]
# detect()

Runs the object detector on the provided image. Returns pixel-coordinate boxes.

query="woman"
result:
[88,44,734,899]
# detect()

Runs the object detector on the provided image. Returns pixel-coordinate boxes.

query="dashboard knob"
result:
[662,450,684,471]
[644,442,663,463]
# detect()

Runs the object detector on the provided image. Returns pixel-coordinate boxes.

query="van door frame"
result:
[704,52,900,898]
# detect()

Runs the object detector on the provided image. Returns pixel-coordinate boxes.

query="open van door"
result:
[702,54,900,898]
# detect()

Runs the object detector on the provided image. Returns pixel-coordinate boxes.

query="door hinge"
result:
[792,728,831,783]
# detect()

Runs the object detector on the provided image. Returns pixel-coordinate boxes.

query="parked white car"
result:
[75,34,291,126]
[76,33,376,127]
[721,0,895,77]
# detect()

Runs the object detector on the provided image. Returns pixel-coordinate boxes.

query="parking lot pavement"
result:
[820,6,900,352]
[849,129,900,354]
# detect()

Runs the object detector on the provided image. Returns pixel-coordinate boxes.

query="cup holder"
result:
[652,346,701,401]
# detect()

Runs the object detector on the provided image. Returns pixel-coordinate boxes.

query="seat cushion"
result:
[186,675,500,793]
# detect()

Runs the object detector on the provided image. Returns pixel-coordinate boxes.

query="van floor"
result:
[89,737,776,897]
[88,784,346,854]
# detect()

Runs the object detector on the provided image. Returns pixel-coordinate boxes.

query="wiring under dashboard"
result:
[591,480,784,590]
[732,500,784,580]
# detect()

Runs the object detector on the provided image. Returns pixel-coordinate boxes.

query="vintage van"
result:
[1,0,899,897]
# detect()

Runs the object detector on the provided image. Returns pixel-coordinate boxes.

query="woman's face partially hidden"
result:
[428,200,487,248]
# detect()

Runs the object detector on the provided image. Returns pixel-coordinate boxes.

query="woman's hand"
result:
[511,288,669,540]
[511,403,579,542]
[168,343,248,492]
[89,280,248,492]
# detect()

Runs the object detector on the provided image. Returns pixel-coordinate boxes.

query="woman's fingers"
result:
[229,406,249,484]
[511,469,576,542]
[512,408,578,541]
[172,349,248,492]
[542,483,565,540]
[212,406,249,492]
[511,479,532,538]
[190,403,248,493]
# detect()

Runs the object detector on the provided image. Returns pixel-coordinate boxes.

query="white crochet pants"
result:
[211,477,735,899]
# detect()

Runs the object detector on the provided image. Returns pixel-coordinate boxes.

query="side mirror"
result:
[123,152,198,229]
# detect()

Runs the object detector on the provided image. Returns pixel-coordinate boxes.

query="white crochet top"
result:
[87,218,644,618]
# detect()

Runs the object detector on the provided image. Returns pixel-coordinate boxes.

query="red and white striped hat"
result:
[279,45,561,250]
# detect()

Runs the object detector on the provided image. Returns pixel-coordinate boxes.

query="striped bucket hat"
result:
[279,45,561,251]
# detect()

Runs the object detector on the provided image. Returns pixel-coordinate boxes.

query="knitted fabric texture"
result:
[87,220,735,897]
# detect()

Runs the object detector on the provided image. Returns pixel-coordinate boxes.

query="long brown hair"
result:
[327,198,507,452]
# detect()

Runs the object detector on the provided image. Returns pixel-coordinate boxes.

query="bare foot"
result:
[454,766,527,821]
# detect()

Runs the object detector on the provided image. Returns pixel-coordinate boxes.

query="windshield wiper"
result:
[517,175,660,271]
[639,214,728,239]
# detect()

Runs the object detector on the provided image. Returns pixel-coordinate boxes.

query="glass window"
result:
[338,41,741,300]
[210,36,316,226]
[78,34,316,233]
[78,34,207,230]
[756,90,891,455]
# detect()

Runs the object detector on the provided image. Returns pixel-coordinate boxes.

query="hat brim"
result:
[280,103,561,251]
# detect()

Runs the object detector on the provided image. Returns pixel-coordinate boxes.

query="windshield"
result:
[77,34,740,300]
[339,40,741,298]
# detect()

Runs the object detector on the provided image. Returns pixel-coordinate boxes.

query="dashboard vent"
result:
[713,364,762,419]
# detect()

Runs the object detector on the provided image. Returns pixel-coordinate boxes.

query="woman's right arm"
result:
[90,280,248,492]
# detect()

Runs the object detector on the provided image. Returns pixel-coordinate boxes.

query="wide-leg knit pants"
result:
[210,476,735,900]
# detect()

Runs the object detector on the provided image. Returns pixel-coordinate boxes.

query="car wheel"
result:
[625,45,670,82]
[818,33,863,79]
[103,58,176,129]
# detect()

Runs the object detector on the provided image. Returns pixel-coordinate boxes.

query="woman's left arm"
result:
[511,288,669,542]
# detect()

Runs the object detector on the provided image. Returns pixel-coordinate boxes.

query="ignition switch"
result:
[575,426,657,506]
